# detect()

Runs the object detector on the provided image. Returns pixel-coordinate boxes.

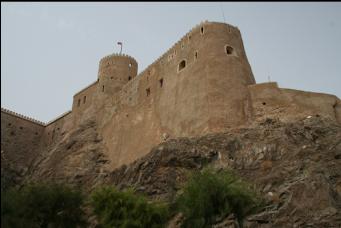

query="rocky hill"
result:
[2,116,341,227]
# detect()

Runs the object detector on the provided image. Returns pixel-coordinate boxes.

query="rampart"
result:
[1,21,340,173]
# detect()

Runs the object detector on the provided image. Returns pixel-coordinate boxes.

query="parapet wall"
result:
[248,82,341,123]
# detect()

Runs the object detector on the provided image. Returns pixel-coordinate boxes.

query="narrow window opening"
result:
[83,96,86,104]
[110,76,113,80]
[77,99,81,107]
[159,78,164,88]
[146,88,150,97]
[19,126,23,130]
[195,51,198,60]
[128,63,132,68]
[226,46,234,55]
[128,76,132,81]
[178,60,186,71]
[262,102,266,105]
[102,85,105,92]
[200,26,204,34]
[188,35,192,41]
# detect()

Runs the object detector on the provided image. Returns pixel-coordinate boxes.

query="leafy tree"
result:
[90,186,169,228]
[175,168,262,227]
[1,183,87,228]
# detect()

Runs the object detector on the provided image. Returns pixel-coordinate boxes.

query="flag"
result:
[117,42,122,45]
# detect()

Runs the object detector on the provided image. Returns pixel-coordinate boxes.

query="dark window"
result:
[262,102,266,105]
[19,126,23,130]
[195,51,198,60]
[201,26,204,34]
[8,123,11,126]
[77,99,81,107]
[146,88,150,97]
[111,76,113,80]
[128,76,132,81]
[102,85,105,92]
[178,60,186,71]
[226,46,234,55]
[83,96,86,104]
[159,78,164,88]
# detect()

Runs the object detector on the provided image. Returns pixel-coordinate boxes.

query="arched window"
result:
[178,60,186,72]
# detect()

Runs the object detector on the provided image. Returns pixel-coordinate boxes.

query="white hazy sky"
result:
[1,2,341,122]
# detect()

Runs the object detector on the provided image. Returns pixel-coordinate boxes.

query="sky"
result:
[1,2,341,122]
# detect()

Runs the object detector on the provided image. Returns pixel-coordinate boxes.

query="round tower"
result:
[98,53,138,95]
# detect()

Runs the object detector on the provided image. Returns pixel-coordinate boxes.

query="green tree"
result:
[175,168,262,227]
[90,186,169,228]
[1,183,87,228]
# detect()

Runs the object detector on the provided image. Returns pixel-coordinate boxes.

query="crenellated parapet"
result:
[1,107,46,126]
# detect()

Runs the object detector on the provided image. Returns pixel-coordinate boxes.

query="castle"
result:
[2,21,341,173]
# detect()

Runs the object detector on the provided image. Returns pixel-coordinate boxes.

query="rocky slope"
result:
[108,116,341,227]
[3,116,341,227]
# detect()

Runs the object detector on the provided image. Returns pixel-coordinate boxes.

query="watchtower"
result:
[97,53,138,95]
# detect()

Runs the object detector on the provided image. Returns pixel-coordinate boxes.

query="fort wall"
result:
[1,108,45,173]
[2,21,340,173]
[248,82,341,123]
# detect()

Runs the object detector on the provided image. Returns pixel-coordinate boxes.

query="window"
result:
[200,26,204,34]
[159,78,163,88]
[128,76,132,81]
[225,45,234,55]
[83,96,86,104]
[129,63,132,68]
[102,85,105,92]
[146,88,150,97]
[178,60,186,72]
[77,99,81,107]
[194,51,198,60]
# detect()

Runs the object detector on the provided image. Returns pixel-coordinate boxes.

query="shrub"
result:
[175,168,262,227]
[90,186,169,228]
[1,183,87,228]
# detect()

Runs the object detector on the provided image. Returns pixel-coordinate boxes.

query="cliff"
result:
[3,115,340,226]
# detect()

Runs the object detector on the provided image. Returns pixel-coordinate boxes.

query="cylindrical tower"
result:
[98,53,138,95]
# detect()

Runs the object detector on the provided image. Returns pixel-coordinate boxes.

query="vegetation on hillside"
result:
[1,168,262,227]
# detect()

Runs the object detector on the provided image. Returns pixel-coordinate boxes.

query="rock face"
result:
[3,116,341,226]
[107,116,341,227]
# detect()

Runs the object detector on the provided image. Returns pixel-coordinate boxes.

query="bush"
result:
[1,183,87,228]
[90,186,169,228]
[175,168,262,227]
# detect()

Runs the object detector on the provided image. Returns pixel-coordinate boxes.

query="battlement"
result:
[1,107,46,126]
[99,53,138,66]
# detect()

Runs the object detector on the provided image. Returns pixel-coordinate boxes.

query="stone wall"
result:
[1,109,45,173]
[248,82,341,123]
